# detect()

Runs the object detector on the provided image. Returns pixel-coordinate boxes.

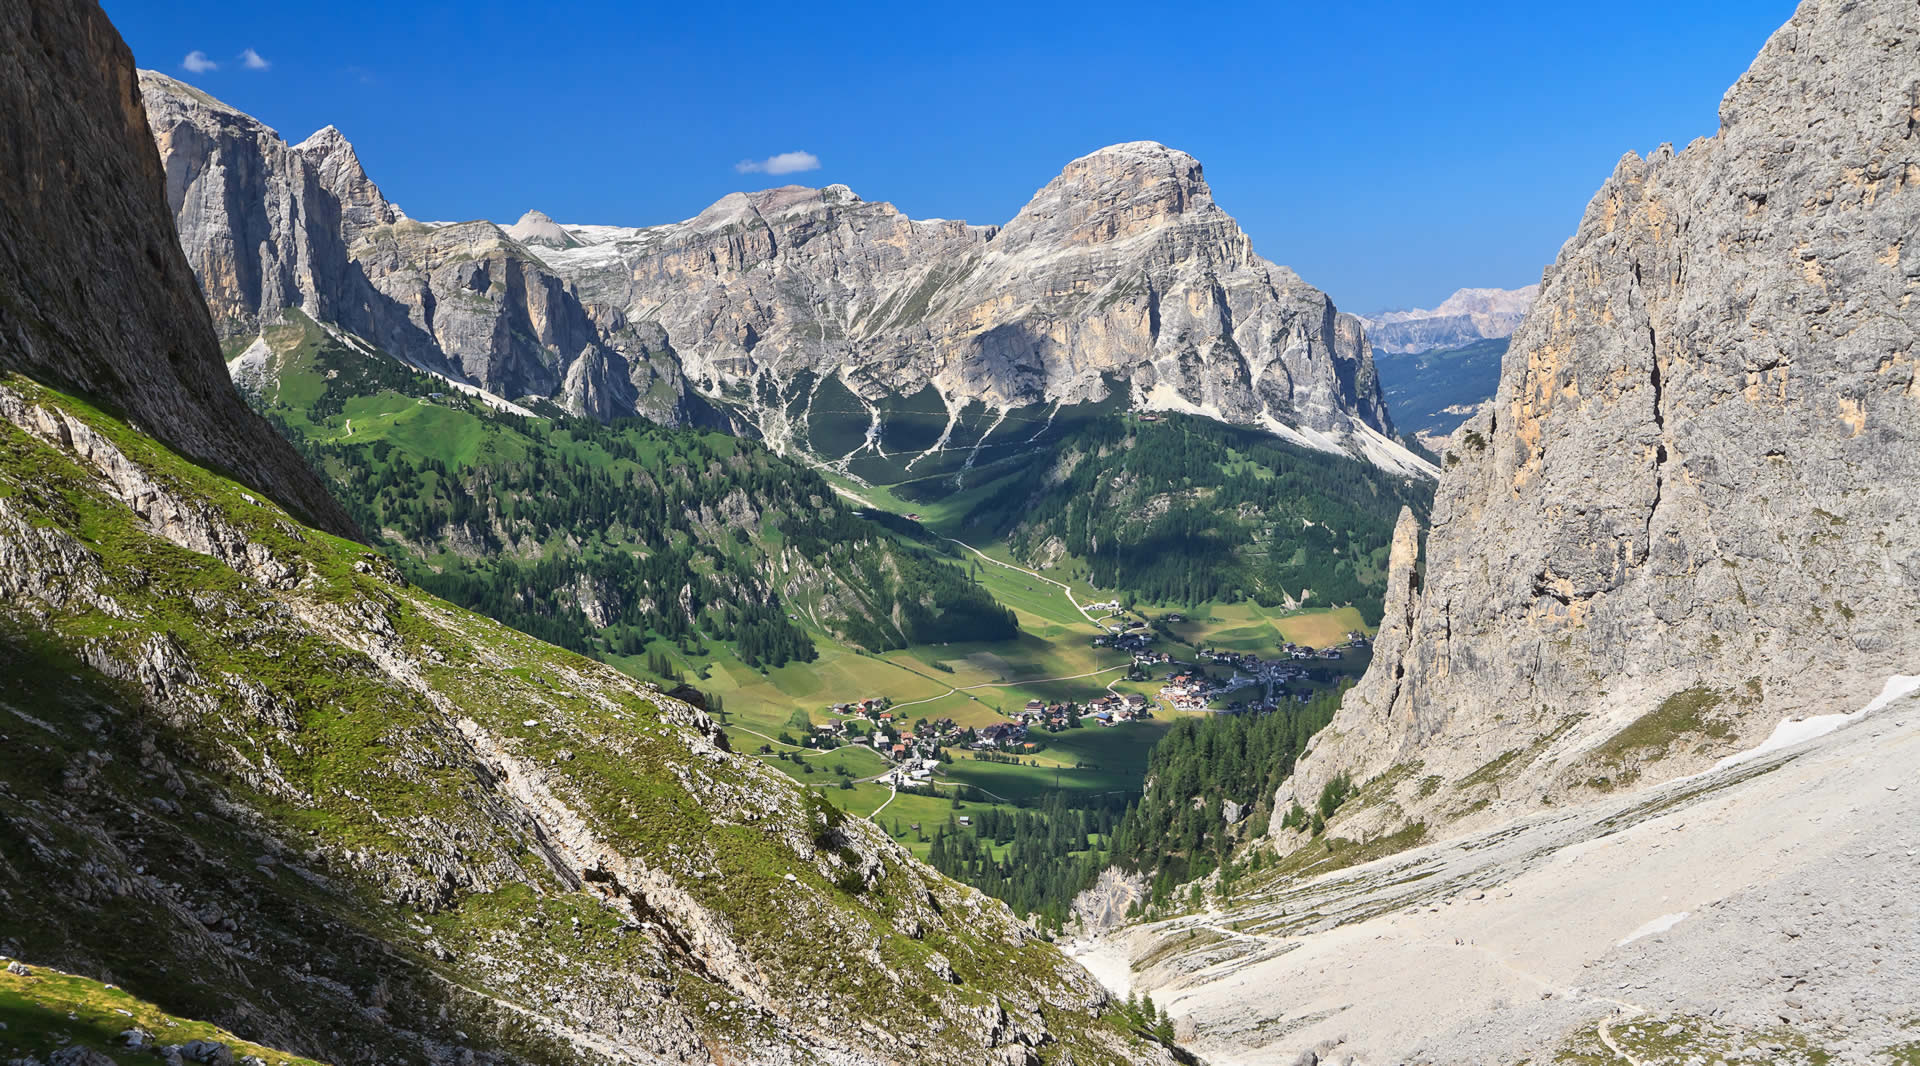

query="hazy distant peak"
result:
[1361,284,1538,354]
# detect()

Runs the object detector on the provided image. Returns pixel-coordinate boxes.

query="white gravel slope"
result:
[1077,680,1920,1065]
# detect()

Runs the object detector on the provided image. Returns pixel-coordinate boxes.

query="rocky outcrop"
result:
[0,6,353,539]
[1362,284,1538,353]
[142,72,358,340]
[138,74,689,423]
[537,143,1426,474]
[1280,0,1920,839]
[292,124,398,242]
[2,376,1174,1066]
[504,209,580,249]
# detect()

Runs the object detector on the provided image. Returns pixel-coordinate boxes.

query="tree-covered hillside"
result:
[239,313,1015,670]
[933,415,1432,619]
[1373,336,1508,440]
[1108,689,1342,899]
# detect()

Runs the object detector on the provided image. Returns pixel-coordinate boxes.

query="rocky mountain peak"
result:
[503,208,579,248]
[1362,284,1538,353]
[138,69,269,135]
[291,122,397,240]
[683,183,875,232]
[139,87,1424,474]
[995,140,1220,252]
[1429,284,1538,317]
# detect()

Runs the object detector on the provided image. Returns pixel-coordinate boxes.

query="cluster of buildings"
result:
[830,697,893,716]
[1091,628,1158,654]
[879,757,942,788]
[1012,692,1156,732]
[974,721,1034,751]
[814,699,971,764]
[1159,670,1222,711]
[1161,657,1311,712]
[1080,692,1153,725]
[1016,700,1079,732]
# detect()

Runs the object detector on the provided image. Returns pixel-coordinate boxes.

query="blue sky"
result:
[105,0,1799,312]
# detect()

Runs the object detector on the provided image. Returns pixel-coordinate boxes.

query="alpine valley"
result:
[123,56,1442,947]
[2,1,1916,1065]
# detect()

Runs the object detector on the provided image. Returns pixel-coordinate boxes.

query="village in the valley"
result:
[792,603,1374,791]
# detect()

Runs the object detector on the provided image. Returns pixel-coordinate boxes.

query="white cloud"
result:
[239,48,270,71]
[181,50,218,73]
[734,151,821,176]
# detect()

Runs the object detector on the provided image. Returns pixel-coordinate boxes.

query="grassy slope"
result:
[0,374,1168,1066]
[0,965,325,1066]
[246,311,1013,671]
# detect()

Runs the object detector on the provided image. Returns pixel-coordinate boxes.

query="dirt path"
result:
[1596,1013,1648,1066]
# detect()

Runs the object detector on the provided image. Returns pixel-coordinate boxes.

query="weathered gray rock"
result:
[46,1049,114,1066]
[0,15,353,540]
[535,143,1425,473]
[139,75,670,423]
[4,961,29,976]
[1280,0,1920,840]
[177,1040,233,1066]
[142,73,357,339]
[503,209,579,250]
[291,125,397,242]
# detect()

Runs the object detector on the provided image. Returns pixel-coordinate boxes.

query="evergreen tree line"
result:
[781,506,1018,646]
[1106,687,1345,901]
[925,792,1123,931]
[967,414,1430,619]
[261,344,1017,673]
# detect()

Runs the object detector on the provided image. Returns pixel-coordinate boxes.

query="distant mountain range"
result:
[1360,284,1538,354]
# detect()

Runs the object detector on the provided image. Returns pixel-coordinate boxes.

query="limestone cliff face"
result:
[0,6,354,539]
[537,143,1425,473]
[292,123,399,242]
[1279,0,1920,838]
[142,72,359,338]
[138,74,693,425]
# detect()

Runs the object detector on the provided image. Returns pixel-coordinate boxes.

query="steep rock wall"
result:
[0,3,355,538]
[1278,0,1920,838]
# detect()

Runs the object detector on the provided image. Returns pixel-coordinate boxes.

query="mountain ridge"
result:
[1076,2,1920,1060]
[0,4,1180,1062]
[1281,0,1920,856]
[134,74,1433,478]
